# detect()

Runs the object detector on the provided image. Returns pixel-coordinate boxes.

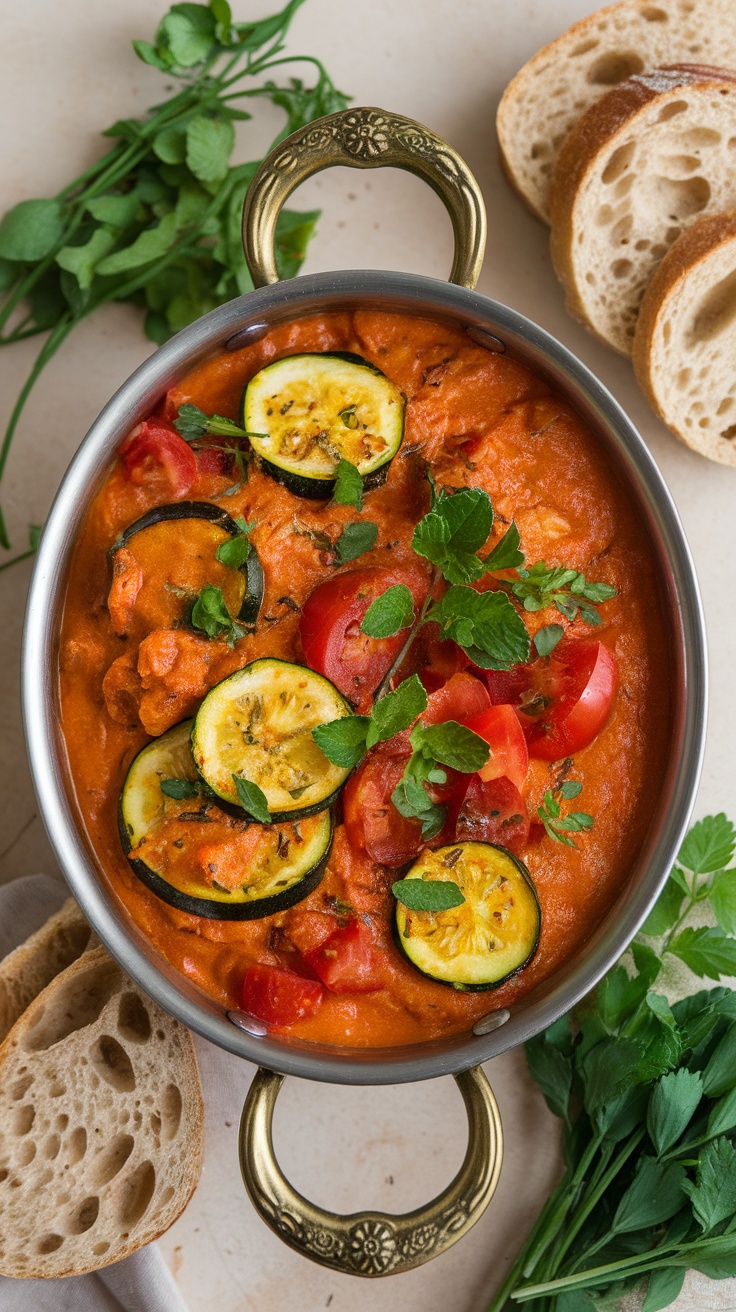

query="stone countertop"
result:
[1,1,734,1308]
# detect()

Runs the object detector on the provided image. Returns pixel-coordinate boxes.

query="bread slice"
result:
[0,946,204,1277]
[496,0,736,223]
[549,65,736,355]
[633,208,736,463]
[0,898,95,1043]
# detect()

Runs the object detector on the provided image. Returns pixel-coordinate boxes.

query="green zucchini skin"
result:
[187,656,351,818]
[118,719,333,920]
[240,352,404,501]
[113,500,264,630]
[394,843,541,992]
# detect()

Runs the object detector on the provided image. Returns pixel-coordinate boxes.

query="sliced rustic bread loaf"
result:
[0,898,95,1043]
[549,65,736,355]
[0,946,204,1277]
[496,0,736,223]
[633,208,736,464]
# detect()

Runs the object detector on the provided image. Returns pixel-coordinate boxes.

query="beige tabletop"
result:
[1,1,734,1308]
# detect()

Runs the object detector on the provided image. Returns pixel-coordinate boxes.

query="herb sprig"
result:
[190,582,246,645]
[487,813,736,1312]
[538,779,594,850]
[0,0,349,554]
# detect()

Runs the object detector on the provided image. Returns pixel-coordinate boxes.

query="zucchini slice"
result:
[242,353,404,498]
[191,658,354,821]
[395,843,541,991]
[113,500,264,630]
[119,720,332,920]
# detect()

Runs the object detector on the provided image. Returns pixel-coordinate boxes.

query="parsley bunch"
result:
[0,0,348,557]
[488,814,736,1312]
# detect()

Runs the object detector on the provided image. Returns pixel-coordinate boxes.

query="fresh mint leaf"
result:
[428,586,530,670]
[360,584,415,639]
[392,878,465,912]
[509,560,617,626]
[534,623,564,657]
[366,675,427,748]
[641,1266,686,1312]
[174,403,249,442]
[484,520,524,570]
[311,716,370,769]
[669,926,736,979]
[709,869,736,933]
[679,813,736,875]
[411,720,489,773]
[232,773,270,824]
[560,780,583,800]
[160,777,199,800]
[190,583,245,646]
[332,457,363,511]
[538,782,593,849]
[647,1069,703,1156]
[611,1156,687,1233]
[412,485,494,584]
[0,199,65,262]
[334,521,378,564]
[391,776,446,841]
[216,521,252,569]
[683,1137,736,1232]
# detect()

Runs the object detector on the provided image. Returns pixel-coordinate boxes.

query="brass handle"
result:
[242,106,486,290]
[238,1065,503,1277]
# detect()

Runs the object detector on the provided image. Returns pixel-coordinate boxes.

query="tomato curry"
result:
[59,309,671,1048]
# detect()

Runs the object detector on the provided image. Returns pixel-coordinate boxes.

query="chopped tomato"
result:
[396,624,469,693]
[305,920,383,994]
[300,565,429,711]
[241,964,324,1026]
[421,670,490,726]
[454,775,530,852]
[121,420,196,498]
[194,446,231,478]
[463,704,529,791]
[342,745,422,866]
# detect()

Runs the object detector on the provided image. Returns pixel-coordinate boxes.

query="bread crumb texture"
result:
[0,947,203,1278]
[496,0,736,222]
[633,209,736,464]
[549,66,736,355]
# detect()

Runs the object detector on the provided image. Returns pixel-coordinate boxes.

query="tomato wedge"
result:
[241,963,323,1026]
[463,704,529,791]
[300,565,429,711]
[305,920,383,994]
[454,775,530,852]
[121,420,197,498]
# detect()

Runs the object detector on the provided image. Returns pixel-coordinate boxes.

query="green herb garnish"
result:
[537,779,593,849]
[334,520,378,564]
[231,773,270,823]
[312,674,428,769]
[160,777,199,800]
[174,404,252,443]
[332,457,363,511]
[390,720,489,838]
[190,583,246,645]
[392,878,466,912]
[428,585,531,670]
[508,560,617,626]
[215,516,253,569]
[360,584,415,639]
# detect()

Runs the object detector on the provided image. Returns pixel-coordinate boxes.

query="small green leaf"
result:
[534,623,564,657]
[334,521,378,564]
[56,228,117,291]
[392,878,465,912]
[391,776,446,839]
[641,1267,686,1312]
[153,128,188,165]
[132,39,172,71]
[96,212,178,276]
[669,926,736,980]
[159,5,217,67]
[28,523,43,551]
[484,520,524,570]
[429,585,530,670]
[311,716,369,769]
[706,1084,736,1140]
[186,115,235,183]
[611,1155,686,1233]
[332,458,363,511]
[366,675,427,748]
[702,1023,736,1096]
[411,720,489,773]
[360,585,415,640]
[0,198,65,262]
[525,1033,572,1121]
[560,780,582,800]
[190,583,245,646]
[646,1068,703,1156]
[679,813,736,875]
[274,207,320,280]
[710,869,736,934]
[86,193,142,228]
[683,1136,736,1232]
[412,485,494,585]
[232,773,270,824]
[216,531,251,569]
[160,778,199,800]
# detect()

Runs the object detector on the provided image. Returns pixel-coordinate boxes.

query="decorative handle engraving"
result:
[238,1065,503,1277]
[242,106,486,290]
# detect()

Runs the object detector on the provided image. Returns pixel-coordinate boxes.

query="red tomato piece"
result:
[421,670,490,726]
[463,704,529,791]
[305,920,383,994]
[454,775,530,852]
[342,745,423,866]
[523,639,618,761]
[121,420,197,498]
[241,964,324,1026]
[194,446,231,478]
[300,565,429,711]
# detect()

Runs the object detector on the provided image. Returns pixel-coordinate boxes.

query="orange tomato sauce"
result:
[59,309,671,1047]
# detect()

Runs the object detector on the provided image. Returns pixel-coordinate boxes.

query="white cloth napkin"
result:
[0,874,190,1312]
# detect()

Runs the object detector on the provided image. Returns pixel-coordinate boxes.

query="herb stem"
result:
[544,1127,645,1278]
[0,315,75,482]
[0,547,35,573]
[373,567,441,702]
[484,1177,572,1312]
[520,1133,604,1277]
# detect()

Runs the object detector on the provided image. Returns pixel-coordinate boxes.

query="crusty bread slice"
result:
[496,0,736,223]
[0,946,204,1277]
[633,208,736,464]
[549,65,736,355]
[0,898,95,1043]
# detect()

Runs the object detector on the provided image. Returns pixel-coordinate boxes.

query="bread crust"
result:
[0,898,92,1043]
[549,65,736,354]
[633,209,736,464]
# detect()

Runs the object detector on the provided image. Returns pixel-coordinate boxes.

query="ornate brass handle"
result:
[238,1065,503,1277]
[242,106,486,290]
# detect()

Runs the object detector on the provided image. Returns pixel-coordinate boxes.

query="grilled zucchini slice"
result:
[395,842,540,990]
[120,720,332,919]
[191,658,354,821]
[242,352,404,498]
[113,500,264,630]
